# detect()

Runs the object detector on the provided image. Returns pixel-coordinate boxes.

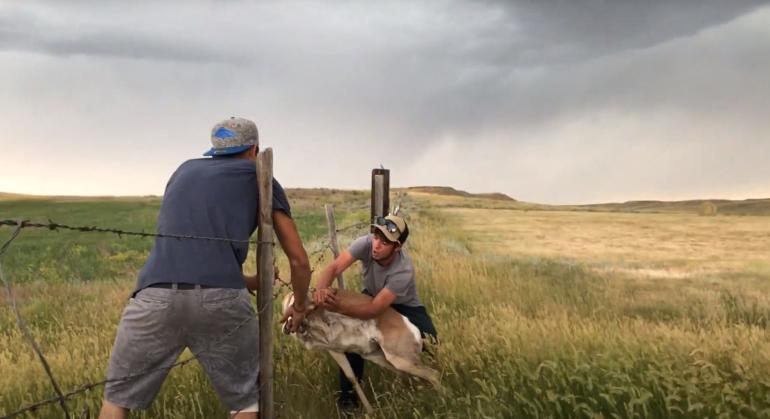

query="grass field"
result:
[1,191,770,418]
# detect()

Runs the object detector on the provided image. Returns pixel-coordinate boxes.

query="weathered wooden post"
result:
[324,204,345,289]
[256,148,275,419]
[371,168,390,232]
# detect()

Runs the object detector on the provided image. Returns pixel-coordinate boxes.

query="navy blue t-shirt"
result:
[134,157,291,293]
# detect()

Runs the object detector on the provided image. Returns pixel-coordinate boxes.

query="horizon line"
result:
[1,188,768,208]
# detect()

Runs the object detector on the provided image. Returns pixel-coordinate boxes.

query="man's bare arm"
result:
[314,251,356,304]
[324,288,397,320]
[243,273,258,291]
[274,210,310,306]
[317,251,356,289]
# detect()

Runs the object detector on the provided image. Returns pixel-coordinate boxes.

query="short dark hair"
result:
[398,224,409,244]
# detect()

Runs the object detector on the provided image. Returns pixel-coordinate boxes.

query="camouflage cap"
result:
[203,117,259,156]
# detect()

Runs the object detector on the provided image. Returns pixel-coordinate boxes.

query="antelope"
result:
[281,289,441,414]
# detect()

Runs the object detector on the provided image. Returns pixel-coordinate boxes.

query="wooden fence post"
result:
[256,148,275,419]
[371,168,390,232]
[324,204,344,289]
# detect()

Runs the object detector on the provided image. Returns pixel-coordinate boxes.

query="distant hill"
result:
[405,186,516,201]
[2,190,768,215]
[0,192,47,201]
[476,192,517,201]
[568,198,770,216]
[400,187,770,215]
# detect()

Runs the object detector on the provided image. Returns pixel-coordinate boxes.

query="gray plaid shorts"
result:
[104,286,259,411]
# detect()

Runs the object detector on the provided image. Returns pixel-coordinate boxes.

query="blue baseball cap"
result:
[204,117,259,156]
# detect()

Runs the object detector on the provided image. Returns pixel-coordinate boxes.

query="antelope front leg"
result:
[328,351,374,414]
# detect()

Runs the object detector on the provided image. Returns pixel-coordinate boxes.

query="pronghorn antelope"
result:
[281,289,441,414]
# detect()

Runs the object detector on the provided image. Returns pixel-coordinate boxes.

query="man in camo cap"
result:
[100,117,311,418]
[313,213,438,409]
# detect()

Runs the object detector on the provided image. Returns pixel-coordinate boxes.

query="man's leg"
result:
[330,351,374,414]
[339,351,365,403]
[98,401,128,419]
[229,403,259,419]
[337,289,372,406]
[391,304,438,344]
[231,412,258,419]
[100,287,185,417]
[189,288,260,416]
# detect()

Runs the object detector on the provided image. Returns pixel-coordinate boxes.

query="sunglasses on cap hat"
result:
[374,216,401,234]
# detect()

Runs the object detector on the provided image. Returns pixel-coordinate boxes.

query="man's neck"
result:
[375,251,399,267]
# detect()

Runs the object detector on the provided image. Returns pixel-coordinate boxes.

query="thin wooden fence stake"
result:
[325,204,345,289]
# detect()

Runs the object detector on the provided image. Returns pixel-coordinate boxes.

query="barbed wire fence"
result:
[0,216,368,419]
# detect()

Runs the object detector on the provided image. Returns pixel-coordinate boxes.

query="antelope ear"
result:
[281,293,294,311]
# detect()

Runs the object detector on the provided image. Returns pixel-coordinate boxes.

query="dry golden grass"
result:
[444,207,770,278]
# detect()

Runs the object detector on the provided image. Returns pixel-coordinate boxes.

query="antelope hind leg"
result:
[328,351,374,414]
[384,353,442,390]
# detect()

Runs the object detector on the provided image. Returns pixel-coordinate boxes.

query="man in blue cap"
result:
[99,117,311,419]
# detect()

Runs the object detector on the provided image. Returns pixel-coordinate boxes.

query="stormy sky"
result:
[1,0,768,204]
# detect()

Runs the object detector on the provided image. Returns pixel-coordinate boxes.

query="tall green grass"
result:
[1,198,770,418]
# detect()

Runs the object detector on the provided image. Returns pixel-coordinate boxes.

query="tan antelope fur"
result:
[281,289,440,414]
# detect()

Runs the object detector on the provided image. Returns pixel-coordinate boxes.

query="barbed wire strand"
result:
[0,219,266,245]
[0,222,72,419]
[0,222,258,418]
[335,221,368,233]
[0,216,369,418]
[0,222,22,257]
[0,312,255,418]
[309,245,330,274]
[0,218,368,245]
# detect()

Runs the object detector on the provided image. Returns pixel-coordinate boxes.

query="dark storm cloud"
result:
[367,0,770,137]
[481,0,766,63]
[1,1,768,202]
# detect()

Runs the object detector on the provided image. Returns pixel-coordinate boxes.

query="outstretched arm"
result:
[274,210,311,332]
[323,287,397,320]
[314,250,356,304]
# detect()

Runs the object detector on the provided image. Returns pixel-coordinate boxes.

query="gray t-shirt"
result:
[134,157,291,294]
[347,234,422,307]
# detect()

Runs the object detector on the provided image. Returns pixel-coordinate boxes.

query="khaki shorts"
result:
[104,286,259,411]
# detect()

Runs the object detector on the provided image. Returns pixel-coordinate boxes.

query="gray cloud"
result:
[387,0,769,132]
[0,1,768,203]
[0,6,239,63]
[486,0,766,62]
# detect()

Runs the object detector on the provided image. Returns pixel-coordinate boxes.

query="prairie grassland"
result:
[1,194,770,418]
[444,208,770,322]
[443,208,770,274]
